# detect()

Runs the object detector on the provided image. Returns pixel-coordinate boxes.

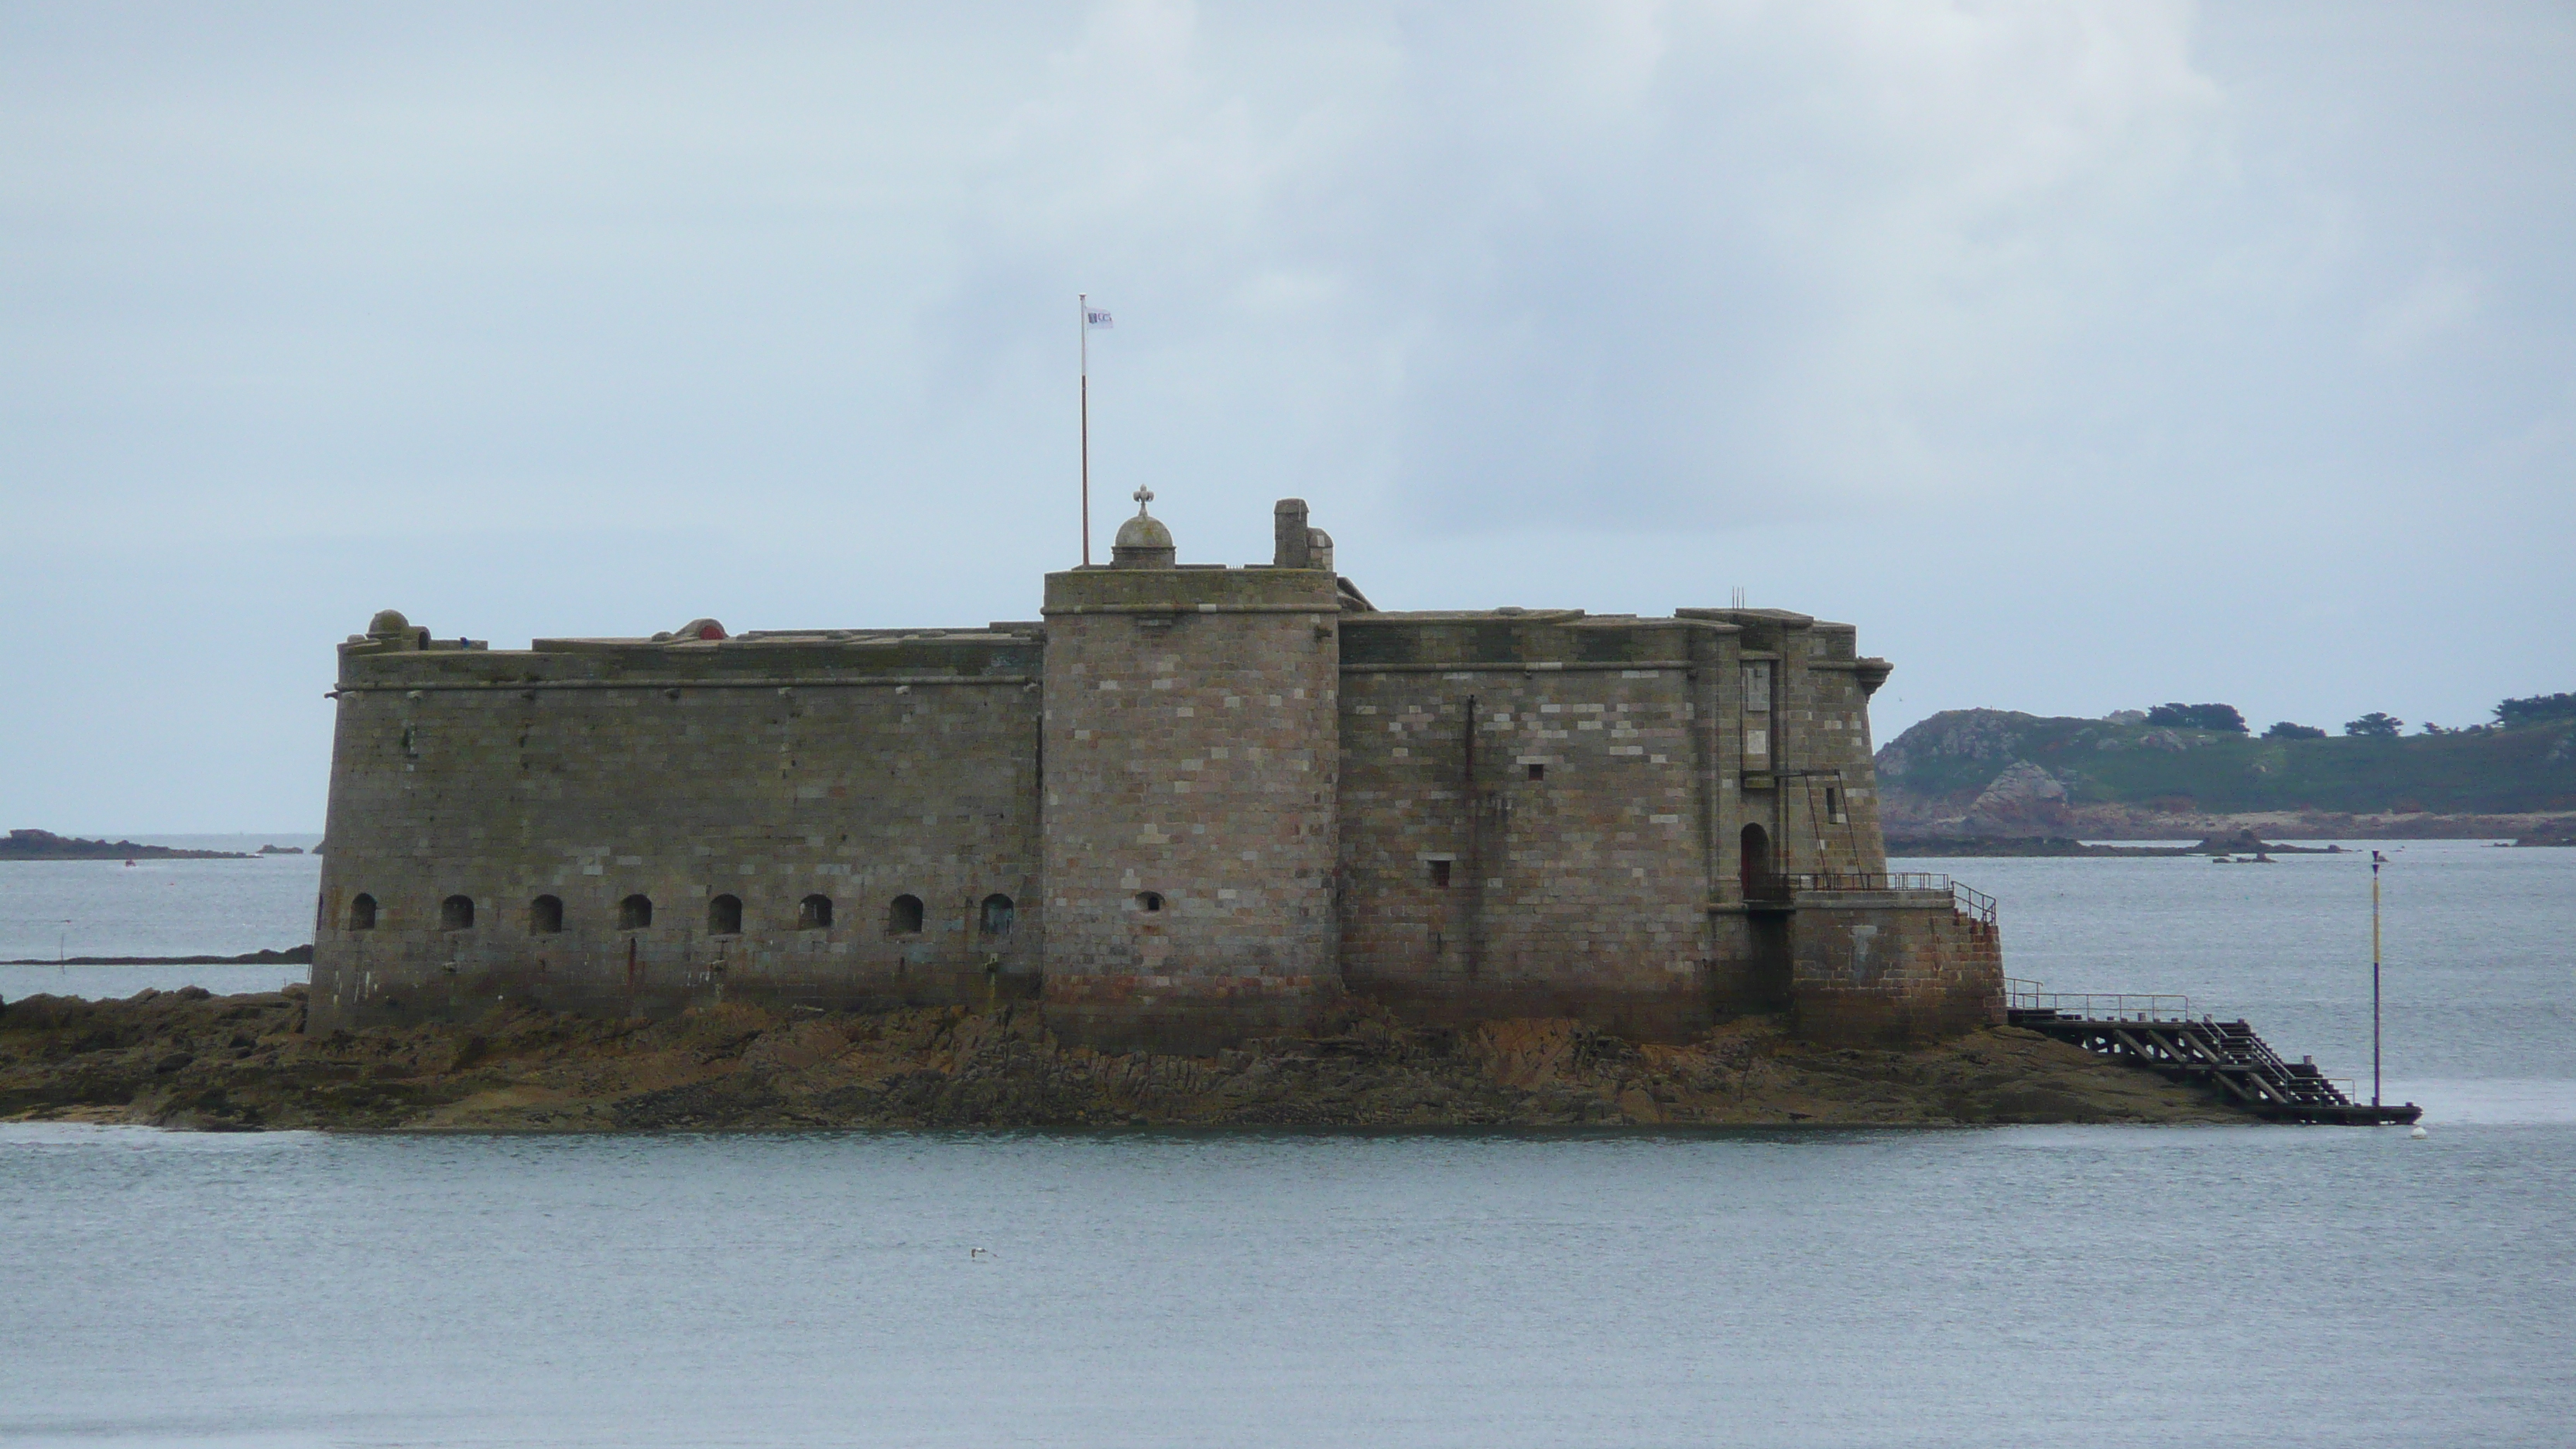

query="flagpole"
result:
[1079,293,1091,567]
[2372,850,2384,1108]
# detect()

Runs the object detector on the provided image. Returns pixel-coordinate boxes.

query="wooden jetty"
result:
[2006,981,2422,1125]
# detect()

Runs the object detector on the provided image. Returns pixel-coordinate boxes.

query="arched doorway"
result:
[1740,823,1774,898]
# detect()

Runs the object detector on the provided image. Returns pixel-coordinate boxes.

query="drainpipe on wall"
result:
[1461,695,1486,982]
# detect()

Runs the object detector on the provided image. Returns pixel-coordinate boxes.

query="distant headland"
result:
[0,831,311,862]
[1879,690,2576,848]
[2,830,249,861]
[0,946,312,967]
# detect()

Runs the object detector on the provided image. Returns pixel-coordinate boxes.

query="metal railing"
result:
[1754,872,1998,926]
[2005,977,2191,1022]
[1769,871,1951,892]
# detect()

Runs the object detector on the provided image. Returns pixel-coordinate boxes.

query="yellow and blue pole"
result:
[2371,849,2386,1108]
[1078,293,1091,567]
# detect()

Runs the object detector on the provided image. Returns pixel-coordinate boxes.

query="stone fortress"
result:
[312,496,2002,1049]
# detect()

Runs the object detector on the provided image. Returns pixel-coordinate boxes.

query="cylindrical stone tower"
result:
[1039,494,1343,1051]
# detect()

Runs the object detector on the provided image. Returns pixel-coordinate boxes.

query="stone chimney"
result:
[1273,498,1311,569]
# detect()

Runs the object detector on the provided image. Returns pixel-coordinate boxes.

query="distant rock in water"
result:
[1889,836,2115,858]
[2186,827,2334,856]
[1886,835,2335,859]
[0,830,251,862]
[255,844,306,855]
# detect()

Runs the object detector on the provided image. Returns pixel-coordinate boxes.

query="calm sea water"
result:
[4,1123,2570,1447]
[1905,841,2576,1118]
[3,841,2571,1446]
[0,834,321,960]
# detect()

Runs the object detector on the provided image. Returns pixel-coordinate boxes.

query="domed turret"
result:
[1109,486,1175,568]
[367,608,411,639]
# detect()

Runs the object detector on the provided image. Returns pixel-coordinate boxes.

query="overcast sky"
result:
[5,1,2571,832]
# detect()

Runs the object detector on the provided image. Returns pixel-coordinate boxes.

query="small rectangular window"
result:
[1526,762,1545,782]
[1825,786,1841,818]
[1742,660,1773,713]
[1429,859,1451,888]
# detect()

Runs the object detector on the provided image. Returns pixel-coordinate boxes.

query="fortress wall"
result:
[1786,625,1890,876]
[1681,610,1892,888]
[1040,565,1343,1052]
[311,632,1044,1029]
[1335,615,1720,1040]
[1787,891,2006,1045]
[303,510,1946,1047]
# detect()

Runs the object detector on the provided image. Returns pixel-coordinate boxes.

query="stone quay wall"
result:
[1787,890,2007,1045]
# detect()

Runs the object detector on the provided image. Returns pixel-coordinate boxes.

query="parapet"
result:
[1675,608,1865,659]
[1340,608,1729,671]
[1044,562,1340,618]
[333,609,1040,693]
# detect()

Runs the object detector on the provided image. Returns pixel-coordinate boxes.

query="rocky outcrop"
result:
[0,988,2252,1131]
[1963,761,2073,836]
[1874,709,2040,784]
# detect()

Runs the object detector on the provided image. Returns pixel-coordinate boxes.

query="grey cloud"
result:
[2,1,2570,827]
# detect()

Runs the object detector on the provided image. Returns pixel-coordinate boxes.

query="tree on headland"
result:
[2146,703,2249,732]
[2263,721,2327,740]
[2494,691,2576,728]
[2345,712,2403,738]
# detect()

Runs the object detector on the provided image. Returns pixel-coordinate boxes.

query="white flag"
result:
[1084,307,1114,328]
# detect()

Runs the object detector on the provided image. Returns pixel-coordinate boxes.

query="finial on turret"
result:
[348,607,427,652]
[1111,486,1176,568]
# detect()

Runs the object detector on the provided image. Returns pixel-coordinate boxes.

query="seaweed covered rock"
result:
[0,989,2254,1132]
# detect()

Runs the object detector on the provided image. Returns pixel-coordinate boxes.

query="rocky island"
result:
[1,829,253,861]
[0,988,2250,1131]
